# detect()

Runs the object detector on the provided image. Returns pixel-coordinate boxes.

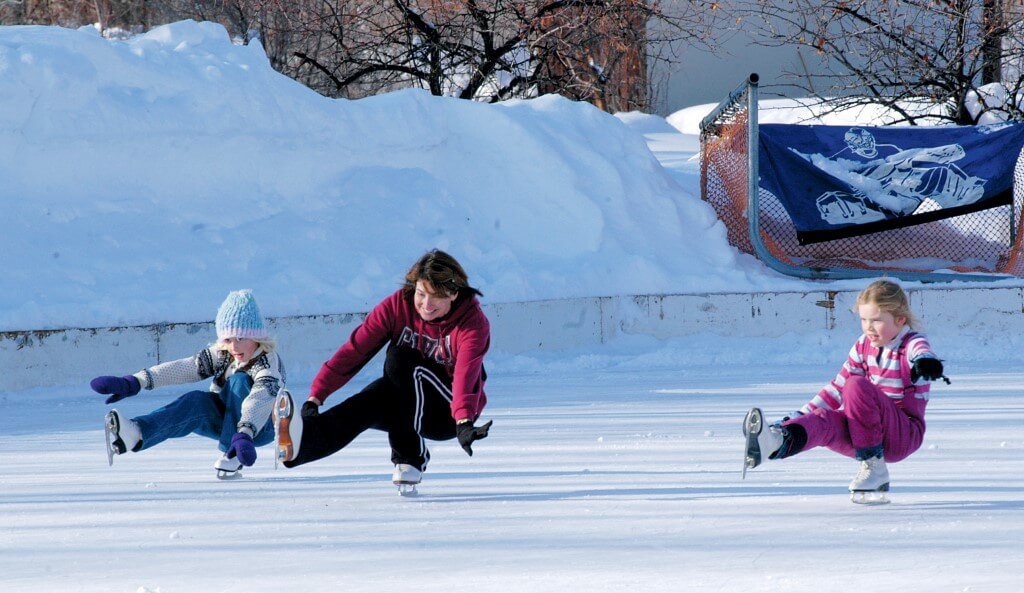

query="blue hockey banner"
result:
[758,122,1024,244]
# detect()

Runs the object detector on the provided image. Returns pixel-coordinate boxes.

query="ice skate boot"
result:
[214,454,243,480]
[104,410,142,466]
[273,389,303,468]
[849,453,890,505]
[392,464,422,497]
[741,407,784,478]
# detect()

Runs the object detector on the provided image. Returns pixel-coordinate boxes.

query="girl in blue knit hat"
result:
[90,290,288,479]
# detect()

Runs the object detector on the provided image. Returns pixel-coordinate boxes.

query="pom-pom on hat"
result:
[215,289,268,341]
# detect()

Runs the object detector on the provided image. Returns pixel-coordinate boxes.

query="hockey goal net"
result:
[699,78,1024,279]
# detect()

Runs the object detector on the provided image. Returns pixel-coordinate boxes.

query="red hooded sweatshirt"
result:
[309,289,489,421]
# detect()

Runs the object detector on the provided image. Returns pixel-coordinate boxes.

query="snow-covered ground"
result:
[6,21,1019,333]
[3,360,1021,593]
[2,20,1023,593]
[0,21,775,333]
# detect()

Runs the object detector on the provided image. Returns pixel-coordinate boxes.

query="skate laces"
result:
[854,460,872,482]
[854,456,882,481]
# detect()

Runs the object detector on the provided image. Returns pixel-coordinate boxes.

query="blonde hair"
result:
[853,279,921,329]
[213,337,277,355]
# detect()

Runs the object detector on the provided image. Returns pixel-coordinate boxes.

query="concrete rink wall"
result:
[3,287,1021,391]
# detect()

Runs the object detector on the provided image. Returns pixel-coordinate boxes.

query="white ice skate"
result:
[392,464,422,497]
[849,454,890,504]
[214,454,243,480]
[741,407,784,478]
[104,410,141,466]
[273,389,302,468]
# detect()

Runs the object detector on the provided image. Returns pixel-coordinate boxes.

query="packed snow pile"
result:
[665,89,1024,136]
[0,20,777,332]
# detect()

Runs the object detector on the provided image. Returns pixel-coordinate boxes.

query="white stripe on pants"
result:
[412,365,453,465]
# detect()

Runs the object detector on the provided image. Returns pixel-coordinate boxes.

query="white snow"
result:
[1,20,1022,593]
[0,21,784,333]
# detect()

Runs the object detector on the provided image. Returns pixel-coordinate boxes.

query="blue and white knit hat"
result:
[215,289,268,341]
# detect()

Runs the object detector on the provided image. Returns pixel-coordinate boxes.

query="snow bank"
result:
[666,97,946,135]
[0,21,755,331]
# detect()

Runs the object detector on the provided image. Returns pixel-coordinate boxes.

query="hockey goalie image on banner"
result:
[758,122,1024,245]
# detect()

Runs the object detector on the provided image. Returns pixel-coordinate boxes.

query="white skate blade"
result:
[851,483,890,505]
[851,491,890,505]
[103,416,115,467]
[216,469,243,480]
[397,484,419,497]
[104,412,127,466]
[741,454,753,479]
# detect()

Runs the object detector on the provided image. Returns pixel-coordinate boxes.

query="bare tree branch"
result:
[729,0,1024,124]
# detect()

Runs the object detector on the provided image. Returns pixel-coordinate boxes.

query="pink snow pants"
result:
[785,376,925,462]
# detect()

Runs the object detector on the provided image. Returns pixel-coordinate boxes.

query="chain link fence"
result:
[700,89,1024,278]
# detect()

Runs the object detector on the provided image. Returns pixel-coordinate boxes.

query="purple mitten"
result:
[226,432,257,466]
[90,375,141,404]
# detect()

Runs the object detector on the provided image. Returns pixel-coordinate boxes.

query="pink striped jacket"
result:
[801,327,937,422]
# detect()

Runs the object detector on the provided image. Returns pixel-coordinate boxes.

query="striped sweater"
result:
[132,346,286,437]
[801,327,937,421]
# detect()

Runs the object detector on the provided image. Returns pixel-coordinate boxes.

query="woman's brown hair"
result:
[403,249,483,299]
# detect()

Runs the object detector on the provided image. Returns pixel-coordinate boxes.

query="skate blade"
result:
[104,412,126,466]
[851,492,890,505]
[397,484,419,497]
[274,391,294,467]
[850,486,891,505]
[216,470,243,480]
[104,417,115,467]
[740,408,764,479]
[741,454,756,479]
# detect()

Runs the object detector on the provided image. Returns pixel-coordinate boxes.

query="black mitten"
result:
[912,357,947,383]
[456,420,493,456]
[301,400,320,418]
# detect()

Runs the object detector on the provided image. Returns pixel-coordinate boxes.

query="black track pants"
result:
[287,345,457,470]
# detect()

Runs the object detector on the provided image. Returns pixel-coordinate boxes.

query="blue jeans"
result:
[133,373,275,452]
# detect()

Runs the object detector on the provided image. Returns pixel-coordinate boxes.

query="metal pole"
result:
[746,74,760,257]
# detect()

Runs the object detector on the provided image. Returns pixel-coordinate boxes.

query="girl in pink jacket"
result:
[743,279,946,503]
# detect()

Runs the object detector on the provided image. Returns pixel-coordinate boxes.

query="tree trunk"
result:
[982,0,1003,84]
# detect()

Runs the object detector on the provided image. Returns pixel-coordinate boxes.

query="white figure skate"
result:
[214,454,243,480]
[741,407,784,478]
[850,454,891,505]
[392,464,422,497]
[104,410,141,466]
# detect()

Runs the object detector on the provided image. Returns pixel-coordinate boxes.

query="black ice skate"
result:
[741,407,784,478]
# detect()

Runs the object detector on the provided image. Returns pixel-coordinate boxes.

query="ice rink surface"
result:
[2,363,1020,593]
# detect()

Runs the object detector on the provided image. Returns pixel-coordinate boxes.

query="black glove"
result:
[301,400,320,418]
[456,420,493,456]
[912,357,948,383]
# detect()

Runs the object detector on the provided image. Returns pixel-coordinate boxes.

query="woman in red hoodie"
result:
[274,249,491,493]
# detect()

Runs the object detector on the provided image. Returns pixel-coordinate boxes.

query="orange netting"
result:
[700,103,1024,277]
